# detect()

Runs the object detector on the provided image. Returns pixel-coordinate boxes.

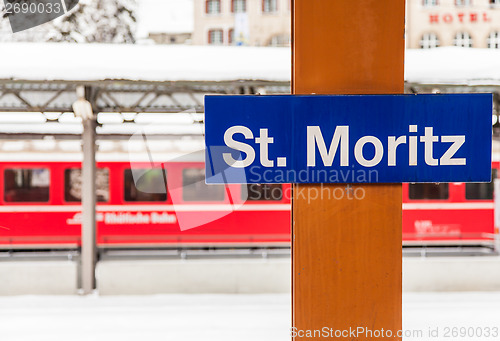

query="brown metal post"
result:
[292,1,405,339]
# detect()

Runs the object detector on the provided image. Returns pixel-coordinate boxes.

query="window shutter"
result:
[231,0,234,12]
[206,0,209,13]
[208,30,212,44]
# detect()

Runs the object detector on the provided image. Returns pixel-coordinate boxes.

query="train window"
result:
[465,169,497,200]
[64,168,110,202]
[408,183,449,200]
[243,184,283,201]
[124,169,167,202]
[4,168,50,202]
[183,168,225,201]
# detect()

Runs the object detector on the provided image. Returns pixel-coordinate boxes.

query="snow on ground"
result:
[0,292,499,341]
[0,294,290,341]
[403,292,500,341]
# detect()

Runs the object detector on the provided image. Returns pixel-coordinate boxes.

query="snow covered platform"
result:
[96,258,291,295]
[0,256,500,296]
[96,256,500,295]
[2,256,500,295]
[0,260,77,295]
[403,256,500,292]
[1,292,499,341]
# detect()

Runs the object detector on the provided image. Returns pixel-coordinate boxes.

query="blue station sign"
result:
[205,94,492,184]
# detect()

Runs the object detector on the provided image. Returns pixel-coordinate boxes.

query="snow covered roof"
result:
[405,47,500,86]
[2,43,500,85]
[136,0,194,37]
[0,43,290,82]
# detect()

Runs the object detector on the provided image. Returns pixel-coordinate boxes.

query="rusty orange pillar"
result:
[292,1,404,340]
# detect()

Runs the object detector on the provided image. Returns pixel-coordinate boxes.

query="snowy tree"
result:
[0,0,137,43]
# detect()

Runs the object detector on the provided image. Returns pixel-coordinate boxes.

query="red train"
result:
[402,161,499,248]
[0,148,497,250]
[0,159,291,249]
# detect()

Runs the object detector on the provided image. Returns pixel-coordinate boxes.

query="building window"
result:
[409,183,449,200]
[64,168,109,202]
[466,169,497,200]
[206,0,221,14]
[420,33,440,48]
[422,0,439,6]
[267,34,291,47]
[491,0,500,7]
[124,169,167,202]
[488,31,500,48]
[183,168,225,202]
[453,32,473,47]
[232,0,246,13]
[243,184,283,201]
[208,29,224,45]
[4,168,50,202]
[263,0,278,12]
[455,0,471,5]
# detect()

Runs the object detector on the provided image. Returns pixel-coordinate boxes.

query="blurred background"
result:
[0,1,500,340]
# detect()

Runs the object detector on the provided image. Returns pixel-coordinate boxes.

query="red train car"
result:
[402,162,499,248]
[0,144,497,250]
[0,157,291,249]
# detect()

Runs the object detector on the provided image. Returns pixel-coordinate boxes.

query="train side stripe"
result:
[0,204,292,213]
[403,202,494,210]
[0,203,491,212]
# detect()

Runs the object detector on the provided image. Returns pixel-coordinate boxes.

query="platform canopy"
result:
[0,43,290,115]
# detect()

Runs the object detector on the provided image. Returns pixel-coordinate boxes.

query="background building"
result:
[192,0,291,46]
[136,0,194,44]
[407,0,500,48]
